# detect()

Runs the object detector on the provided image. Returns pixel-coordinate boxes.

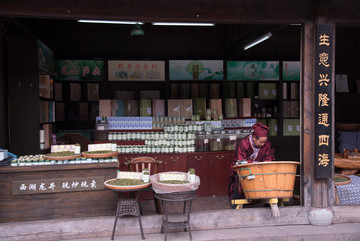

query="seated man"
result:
[228,122,274,205]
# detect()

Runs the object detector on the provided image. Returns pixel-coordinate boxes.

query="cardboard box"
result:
[140,99,152,117]
[246,82,255,98]
[180,99,193,119]
[99,99,112,117]
[238,98,251,117]
[139,91,160,99]
[180,83,191,99]
[259,83,277,100]
[191,83,200,98]
[210,83,220,99]
[283,119,300,136]
[124,99,139,116]
[55,83,62,101]
[112,99,125,117]
[56,102,65,121]
[39,100,49,123]
[49,77,54,99]
[282,83,288,100]
[78,103,88,121]
[225,98,238,118]
[87,83,99,101]
[282,101,292,118]
[170,83,179,99]
[39,74,51,99]
[237,82,245,98]
[290,100,300,117]
[43,124,52,149]
[115,91,134,100]
[167,99,181,117]
[90,104,99,120]
[283,119,294,136]
[227,82,236,98]
[209,99,223,115]
[152,99,165,117]
[268,118,278,136]
[48,101,55,122]
[193,98,207,119]
[70,83,82,101]
[290,82,299,99]
[199,84,208,98]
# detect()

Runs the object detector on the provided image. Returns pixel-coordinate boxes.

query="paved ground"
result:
[68,223,360,241]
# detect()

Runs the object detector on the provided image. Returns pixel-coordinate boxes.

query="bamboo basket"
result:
[233,161,300,199]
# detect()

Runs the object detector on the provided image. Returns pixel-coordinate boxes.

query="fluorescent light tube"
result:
[152,22,215,26]
[243,32,273,50]
[77,20,143,25]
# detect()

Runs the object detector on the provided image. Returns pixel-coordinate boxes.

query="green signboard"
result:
[283,61,300,81]
[169,60,223,80]
[38,40,55,74]
[55,60,104,81]
[227,61,279,81]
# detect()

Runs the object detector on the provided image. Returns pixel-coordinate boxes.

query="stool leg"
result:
[111,216,118,240]
[111,201,121,240]
[138,215,145,240]
[188,199,193,240]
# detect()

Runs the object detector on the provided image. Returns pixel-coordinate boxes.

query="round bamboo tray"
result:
[104,178,151,190]
[44,154,81,160]
[150,172,200,194]
[81,151,118,159]
[334,174,352,186]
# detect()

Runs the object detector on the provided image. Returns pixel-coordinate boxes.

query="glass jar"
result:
[108,132,113,141]
[224,130,237,150]
[184,125,189,133]
[195,131,209,152]
[209,130,224,151]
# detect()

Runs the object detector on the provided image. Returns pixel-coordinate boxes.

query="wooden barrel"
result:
[234,161,300,199]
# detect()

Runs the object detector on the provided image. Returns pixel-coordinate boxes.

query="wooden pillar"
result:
[0,23,7,148]
[301,1,335,208]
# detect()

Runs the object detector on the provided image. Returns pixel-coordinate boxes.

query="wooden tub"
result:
[233,161,300,199]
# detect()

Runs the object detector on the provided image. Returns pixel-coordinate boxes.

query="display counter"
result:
[0,150,234,223]
[0,162,118,223]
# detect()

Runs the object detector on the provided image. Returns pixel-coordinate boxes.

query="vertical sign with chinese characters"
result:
[315,24,333,179]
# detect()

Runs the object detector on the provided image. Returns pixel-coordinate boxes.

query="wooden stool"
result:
[231,197,290,217]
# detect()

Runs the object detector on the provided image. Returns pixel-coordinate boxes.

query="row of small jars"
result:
[153,116,186,124]
[145,139,195,146]
[108,131,197,141]
[117,145,195,154]
[14,157,118,166]
[164,124,207,133]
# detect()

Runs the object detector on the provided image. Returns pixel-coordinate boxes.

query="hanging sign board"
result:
[55,60,104,81]
[169,60,223,80]
[108,61,165,81]
[38,40,55,74]
[283,61,300,81]
[315,24,333,179]
[227,61,279,81]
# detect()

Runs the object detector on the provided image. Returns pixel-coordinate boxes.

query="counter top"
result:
[0,162,118,173]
